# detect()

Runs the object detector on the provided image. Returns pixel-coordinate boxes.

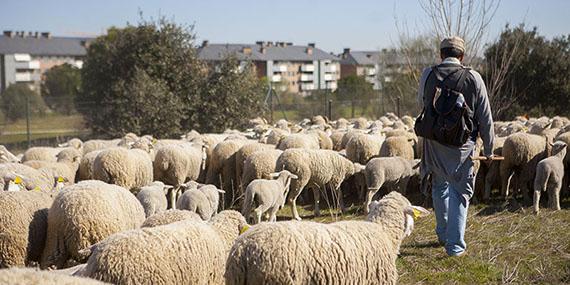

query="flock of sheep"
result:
[0,112,568,284]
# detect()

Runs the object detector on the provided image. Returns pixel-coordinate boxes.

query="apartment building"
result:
[0,30,89,93]
[339,49,383,90]
[198,41,341,95]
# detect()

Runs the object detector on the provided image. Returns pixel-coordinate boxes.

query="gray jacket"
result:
[417,57,494,183]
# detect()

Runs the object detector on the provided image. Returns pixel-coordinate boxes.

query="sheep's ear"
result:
[270,172,280,178]
[404,205,430,220]
[58,143,68,147]
[217,189,226,194]
[290,174,298,180]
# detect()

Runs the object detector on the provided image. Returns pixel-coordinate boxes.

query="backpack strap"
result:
[455,67,471,91]
[433,65,464,89]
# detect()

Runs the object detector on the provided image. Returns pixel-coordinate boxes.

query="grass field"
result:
[276,198,570,285]
[0,114,89,147]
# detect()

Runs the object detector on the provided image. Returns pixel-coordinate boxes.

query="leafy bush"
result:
[1,83,47,122]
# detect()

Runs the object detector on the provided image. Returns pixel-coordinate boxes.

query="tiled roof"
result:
[198,43,339,61]
[0,35,91,56]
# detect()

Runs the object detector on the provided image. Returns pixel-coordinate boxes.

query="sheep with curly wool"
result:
[501,132,553,202]
[242,170,298,224]
[379,135,415,160]
[364,156,420,213]
[79,210,247,285]
[225,192,429,285]
[234,142,275,192]
[346,132,385,164]
[77,150,102,181]
[0,268,108,285]
[276,149,362,220]
[153,142,208,207]
[141,209,202,228]
[82,139,121,155]
[41,180,145,269]
[533,141,567,213]
[0,145,20,163]
[136,181,171,218]
[0,163,61,192]
[21,147,65,162]
[175,182,225,220]
[93,147,153,192]
[0,191,52,268]
[23,148,82,184]
[277,133,320,150]
[241,149,283,191]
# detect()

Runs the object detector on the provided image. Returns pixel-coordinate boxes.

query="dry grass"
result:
[275,197,570,285]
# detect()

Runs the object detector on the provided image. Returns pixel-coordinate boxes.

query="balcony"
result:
[301,64,315,72]
[272,64,287,72]
[301,83,315,90]
[15,72,32,82]
[325,64,337,73]
[300,74,314,81]
[323,74,334,81]
[15,60,40,70]
[271,74,282,82]
[13,53,31,62]
[326,82,338,90]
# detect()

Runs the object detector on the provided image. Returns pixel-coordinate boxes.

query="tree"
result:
[191,57,265,132]
[78,18,206,138]
[335,75,375,118]
[41,63,81,115]
[1,83,47,121]
[483,25,570,119]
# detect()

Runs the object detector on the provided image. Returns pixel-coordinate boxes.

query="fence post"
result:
[396,96,401,118]
[328,100,332,120]
[269,89,274,124]
[26,92,31,148]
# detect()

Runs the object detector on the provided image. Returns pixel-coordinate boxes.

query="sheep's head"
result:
[550,141,568,158]
[4,174,27,191]
[210,210,249,241]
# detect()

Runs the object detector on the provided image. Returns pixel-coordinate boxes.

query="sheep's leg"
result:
[501,170,513,200]
[269,207,278,222]
[365,188,379,213]
[484,163,498,201]
[254,208,263,224]
[533,190,541,214]
[550,184,561,210]
[313,187,321,217]
[289,194,302,221]
[333,181,347,213]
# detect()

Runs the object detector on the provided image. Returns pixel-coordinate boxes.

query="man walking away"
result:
[415,36,494,257]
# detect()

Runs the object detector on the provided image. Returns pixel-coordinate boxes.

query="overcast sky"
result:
[1,0,569,53]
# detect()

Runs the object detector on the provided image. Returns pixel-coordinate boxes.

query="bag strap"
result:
[433,65,466,90]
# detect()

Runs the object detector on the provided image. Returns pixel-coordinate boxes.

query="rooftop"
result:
[0,31,91,56]
[197,42,340,62]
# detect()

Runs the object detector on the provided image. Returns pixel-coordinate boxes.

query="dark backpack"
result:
[414,65,474,147]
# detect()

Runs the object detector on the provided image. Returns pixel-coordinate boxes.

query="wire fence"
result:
[0,91,421,151]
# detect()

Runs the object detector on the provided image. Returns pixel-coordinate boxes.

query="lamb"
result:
[225,192,429,285]
[0,163,61,192]
[141,209,202,228]
[276,149,362,220]
[380,135,415,160]
[0,191,52,268]
[261,128,289,145]
[136,181,171,218]
[241,170,298,224]
[0,145,20,163]
[241,149,283,191]
[93,147,153,192]
[500,133,553,202]
[153,142,208,207]
[533,141,567,213]
[175,182,225,220]
[78,210,248,285]
[41,180,145,269]
[0,268,108,285]
[23,148,82,184]
[345,132,385,164]
[57,138,84,151]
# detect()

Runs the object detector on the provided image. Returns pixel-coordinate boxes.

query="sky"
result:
[1,0,569,53]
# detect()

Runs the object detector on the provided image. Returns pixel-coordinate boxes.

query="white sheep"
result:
[241,170,298,224]
[0,145,20,163]
[0,268,108,285]
[176,182,225,220]
[93,147,153,192]
[41,180,145,269]
[23,148,82,184]
[276,149,362,220]
[241,149,283,191]
[0,191,52,267]
[136,181,171,218]
[533,141,567,213]
[78,210,248,285]
[0,163,62,192]
[141,209,202,228]
[364,156,420,213]
[225,192,429,285]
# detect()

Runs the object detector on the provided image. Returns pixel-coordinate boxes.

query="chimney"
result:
[287,42,293,46]
[260,47,266,54]
[34,31,39,38]
[255,41,264,46]
[201,40,209,47]
[267,41,274,47]
[3,30,13,37]
[242,47,252,55]
[308,43,315,48]
[306,47,313,55]
[41,32,51,39]
[342,48,351,59]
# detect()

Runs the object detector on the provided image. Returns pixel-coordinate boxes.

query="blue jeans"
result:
[431,168,474,256]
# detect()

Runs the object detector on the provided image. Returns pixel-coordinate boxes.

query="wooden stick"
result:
[470,156,505,161]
